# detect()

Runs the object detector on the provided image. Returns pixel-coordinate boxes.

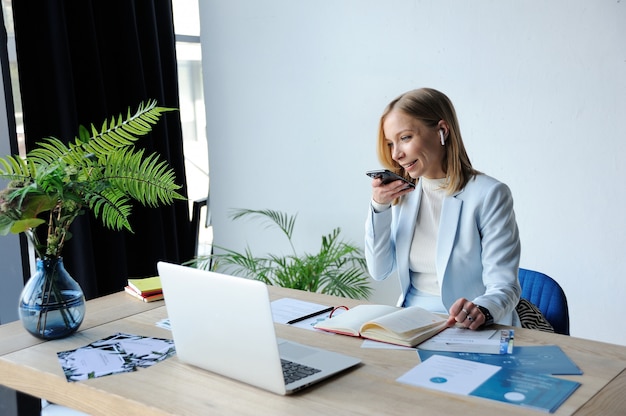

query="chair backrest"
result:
[518,268,570,335]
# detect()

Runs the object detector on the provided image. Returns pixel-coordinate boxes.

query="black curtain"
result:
[11,1,195,299]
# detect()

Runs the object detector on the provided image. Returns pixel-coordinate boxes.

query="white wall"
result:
[199,0,626,346]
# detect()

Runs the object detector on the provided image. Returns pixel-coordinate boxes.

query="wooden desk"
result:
[1,287,625,415]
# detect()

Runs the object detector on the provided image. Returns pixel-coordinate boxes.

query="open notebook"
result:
[157,262,361,395]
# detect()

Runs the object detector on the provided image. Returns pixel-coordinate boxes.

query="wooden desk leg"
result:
[16,391,41,416]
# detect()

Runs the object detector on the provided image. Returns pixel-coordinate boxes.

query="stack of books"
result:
[124,276,164,302]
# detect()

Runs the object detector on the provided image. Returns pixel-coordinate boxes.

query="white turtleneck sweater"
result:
[408,177,447,296]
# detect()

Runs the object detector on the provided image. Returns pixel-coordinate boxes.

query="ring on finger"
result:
[461,308,469,315]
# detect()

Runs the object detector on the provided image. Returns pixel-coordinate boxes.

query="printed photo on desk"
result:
[57,333,175,382]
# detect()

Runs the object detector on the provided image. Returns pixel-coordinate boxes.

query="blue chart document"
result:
[470,367,580,413]
[417,345,582,375]
[398,355,581,413]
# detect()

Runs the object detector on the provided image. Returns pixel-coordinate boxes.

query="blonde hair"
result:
[377,88,478,196]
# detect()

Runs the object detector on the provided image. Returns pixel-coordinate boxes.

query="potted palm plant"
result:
[189,209,372,300]
[0,100,184,339]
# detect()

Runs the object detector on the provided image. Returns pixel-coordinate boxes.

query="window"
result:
[172,0,208,205]
[1,0,212,255]
[172,0,212,255]
[1,0,24,156]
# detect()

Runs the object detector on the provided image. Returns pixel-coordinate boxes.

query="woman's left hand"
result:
[446,298,485,330]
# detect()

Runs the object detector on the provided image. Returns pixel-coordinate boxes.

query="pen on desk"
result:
[287,307,334,325]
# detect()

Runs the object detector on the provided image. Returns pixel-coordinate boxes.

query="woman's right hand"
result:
[371,178,414,205]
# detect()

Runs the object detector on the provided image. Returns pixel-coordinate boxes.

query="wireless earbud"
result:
[439,130,445,146]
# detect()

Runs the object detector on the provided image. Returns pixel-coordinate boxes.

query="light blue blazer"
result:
[365,174,521,326]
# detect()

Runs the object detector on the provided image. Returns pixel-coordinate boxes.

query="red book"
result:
[124,286,164,303]
[127,276,162,296]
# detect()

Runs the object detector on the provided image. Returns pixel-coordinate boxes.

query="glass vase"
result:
[18,257,86,340]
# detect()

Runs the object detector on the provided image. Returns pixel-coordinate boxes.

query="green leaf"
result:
[78,125,90,143]
[18,194,58,219]
[10,218,46,234]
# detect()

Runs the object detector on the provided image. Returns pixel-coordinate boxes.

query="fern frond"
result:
[209,246,267,280]
[319,267,372,299]
[229,208,296,240]
[103,147,184,207]
[25,101,176,170]
[80,100,175,158]
[0,155,34,180]
[0,99,184,258]
[27,138,71,165]
[83,188,133,231]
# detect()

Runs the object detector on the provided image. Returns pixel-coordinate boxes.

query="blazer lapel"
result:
[436,190,463,289]
[395,183,421,292]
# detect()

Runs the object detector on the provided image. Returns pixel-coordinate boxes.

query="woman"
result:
[365,88,521,329]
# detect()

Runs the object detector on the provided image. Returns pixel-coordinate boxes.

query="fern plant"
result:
[0,100,184,258]
[188,209,372,300]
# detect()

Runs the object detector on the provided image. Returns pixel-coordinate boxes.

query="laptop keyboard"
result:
[281,359,321,384]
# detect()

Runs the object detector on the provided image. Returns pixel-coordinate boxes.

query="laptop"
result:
[157,261,361,395]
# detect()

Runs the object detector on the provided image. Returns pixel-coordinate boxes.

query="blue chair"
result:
[518,268,570,335]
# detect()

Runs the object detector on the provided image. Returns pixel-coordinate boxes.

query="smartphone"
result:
[366,169,415,188]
